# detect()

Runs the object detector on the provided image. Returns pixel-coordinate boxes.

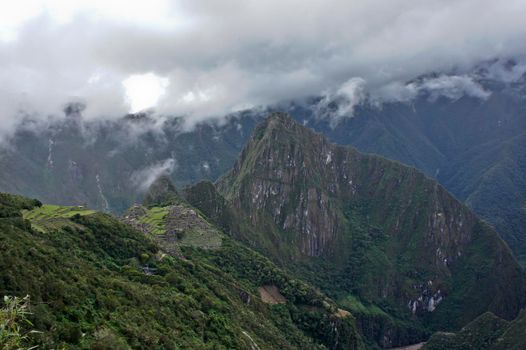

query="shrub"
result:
[0,295,38,350]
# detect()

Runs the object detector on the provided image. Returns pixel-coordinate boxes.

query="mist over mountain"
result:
[1,61,526,268]
[1,1,526,140]
[2,1,526,349]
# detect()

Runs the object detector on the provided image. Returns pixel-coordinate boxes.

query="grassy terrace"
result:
[178,226,222,249]
[138,206,169,235]
[135,205,222,249]
[22,204,96,232]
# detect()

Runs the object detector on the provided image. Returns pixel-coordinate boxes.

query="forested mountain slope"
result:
[189,113,526,341]
[0,192,364,349]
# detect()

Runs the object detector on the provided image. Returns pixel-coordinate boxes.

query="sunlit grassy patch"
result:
[22,204,96,232]
[138,206,169,235]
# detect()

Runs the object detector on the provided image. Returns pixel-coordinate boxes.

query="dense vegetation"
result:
[184,239,365,350]
[0,192,365,349]
[423,309,526,350]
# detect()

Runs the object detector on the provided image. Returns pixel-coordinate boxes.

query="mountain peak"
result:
[266,111,296,125]
[143,175,181,207]
[254,112,302,138]
[216,110,526,327]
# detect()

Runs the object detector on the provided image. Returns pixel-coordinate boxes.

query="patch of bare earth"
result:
[258,285,286,304]
[334,308,351,318]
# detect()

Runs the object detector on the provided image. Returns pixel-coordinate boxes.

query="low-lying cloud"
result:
[313,73,493,124]
[374,74,491,104]
[130,158,176,192]
[313,78,367,127]
[1,0,526,140]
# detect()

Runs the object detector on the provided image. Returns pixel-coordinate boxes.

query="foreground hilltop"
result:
[0,192,365,349]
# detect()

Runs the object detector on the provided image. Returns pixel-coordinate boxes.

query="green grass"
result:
[21,204,96,232]
[178,228,222,249]
[22,204,96,219]
[138,206,169,235]
[338,295,386,317]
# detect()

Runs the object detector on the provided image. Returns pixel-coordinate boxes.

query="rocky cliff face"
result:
[212,112,526,330]
[217,113,475,263]
[218,113,345,257]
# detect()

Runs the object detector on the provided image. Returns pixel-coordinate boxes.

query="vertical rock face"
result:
[214,112,526,327]
[218,113,345,257]
[218,112,475,260]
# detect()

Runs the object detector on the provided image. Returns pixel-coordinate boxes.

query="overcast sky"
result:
[1,0,526,137]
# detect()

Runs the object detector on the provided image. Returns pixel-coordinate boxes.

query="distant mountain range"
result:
[1,61,525,268]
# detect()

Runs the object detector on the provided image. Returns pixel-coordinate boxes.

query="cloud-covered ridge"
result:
[1,0,526,139]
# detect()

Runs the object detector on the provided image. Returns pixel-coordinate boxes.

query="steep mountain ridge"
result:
[142,174,182,208]
[207,113,526,333]
[295,80,526,264]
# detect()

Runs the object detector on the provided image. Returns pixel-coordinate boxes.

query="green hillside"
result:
[424,309,526,350]
[0,192,364,349]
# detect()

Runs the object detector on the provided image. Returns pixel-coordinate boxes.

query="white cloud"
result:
[130,158,176,192]
[417,75,491,101]
[0,0,525,139]
[372,74,491,104]
[313,78,367,126]
[123,73,169,113]
[316,73,491,125]
[0,0,184,40]
[481,59,526,83]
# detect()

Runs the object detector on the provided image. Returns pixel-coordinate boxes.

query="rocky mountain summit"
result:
[188,113,526,338]
[142,174,182,208]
